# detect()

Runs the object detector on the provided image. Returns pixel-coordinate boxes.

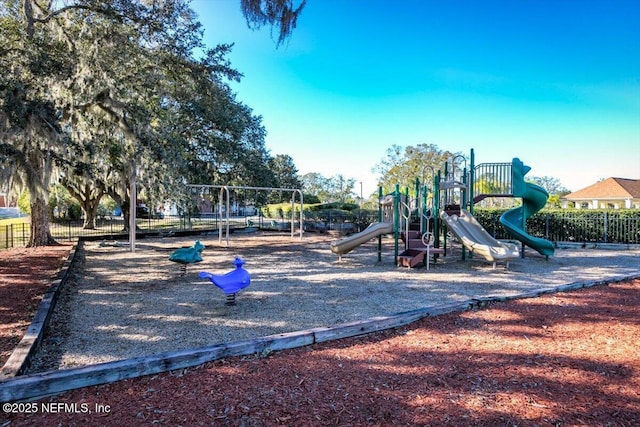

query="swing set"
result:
[188,184,304,246]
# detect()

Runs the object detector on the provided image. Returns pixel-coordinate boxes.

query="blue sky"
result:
[191,0,640,196]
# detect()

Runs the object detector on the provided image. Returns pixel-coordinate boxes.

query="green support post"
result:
[462,166,468,209]
[404,186,410,251]
[377,186,383,262]
[421,184,427,234]
[414,177,420,231]
[469,148,475,215]
[434,170,441,252]
[461,165,468,261]
[393,184,400,266]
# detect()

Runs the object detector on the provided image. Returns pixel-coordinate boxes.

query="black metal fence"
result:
[1,215,224,249]
[3,209,640,250]
[0,210,379,249]
[1,222,30,249]
[473,209,640,245]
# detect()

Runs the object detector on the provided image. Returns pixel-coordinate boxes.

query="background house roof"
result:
[564,178,640,200]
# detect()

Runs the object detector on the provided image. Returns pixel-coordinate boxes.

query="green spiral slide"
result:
[499,158,555,257]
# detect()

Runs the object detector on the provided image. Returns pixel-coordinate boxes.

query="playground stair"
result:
[399,230,444,269]
[397,249,425,268]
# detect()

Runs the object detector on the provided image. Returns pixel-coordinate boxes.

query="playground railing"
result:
[473,162,513,199]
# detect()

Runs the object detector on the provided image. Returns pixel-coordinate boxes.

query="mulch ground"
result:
[1,245,639,426]
[0,244,72,365]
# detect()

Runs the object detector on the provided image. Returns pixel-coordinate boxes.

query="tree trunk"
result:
[83,206,98,229]
[63,182,105,230]
[81,196,102,229]
[28,193,57,247]
[121,202,134,232]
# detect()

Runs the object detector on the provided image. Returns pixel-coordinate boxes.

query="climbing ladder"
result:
[396,184,443,269]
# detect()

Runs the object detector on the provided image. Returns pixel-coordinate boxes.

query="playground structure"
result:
[330,148,554,268]
[396,174,445,270]
[331,175,444,268]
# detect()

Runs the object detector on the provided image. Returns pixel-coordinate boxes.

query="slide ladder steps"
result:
[399,231,444,269]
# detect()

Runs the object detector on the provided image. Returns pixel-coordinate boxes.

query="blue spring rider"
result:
[169,240,205,275]
[199,257,251,305]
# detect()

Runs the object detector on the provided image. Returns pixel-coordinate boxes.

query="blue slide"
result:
[499,158,555,257]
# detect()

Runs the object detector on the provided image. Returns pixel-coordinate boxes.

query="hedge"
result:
[473,208,640,244]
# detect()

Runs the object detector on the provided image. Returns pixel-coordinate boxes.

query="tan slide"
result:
[330,222,394,258]
[440,209,520,267]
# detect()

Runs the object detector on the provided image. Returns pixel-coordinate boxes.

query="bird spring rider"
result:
[199,257,251,305]
[169,240,205,275]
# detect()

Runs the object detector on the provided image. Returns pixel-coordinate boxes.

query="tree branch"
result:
[240,0,307,46]
[29,0,135,25]
[77,92,138,143]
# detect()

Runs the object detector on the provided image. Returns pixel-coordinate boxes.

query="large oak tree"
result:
[1,0,305,243]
